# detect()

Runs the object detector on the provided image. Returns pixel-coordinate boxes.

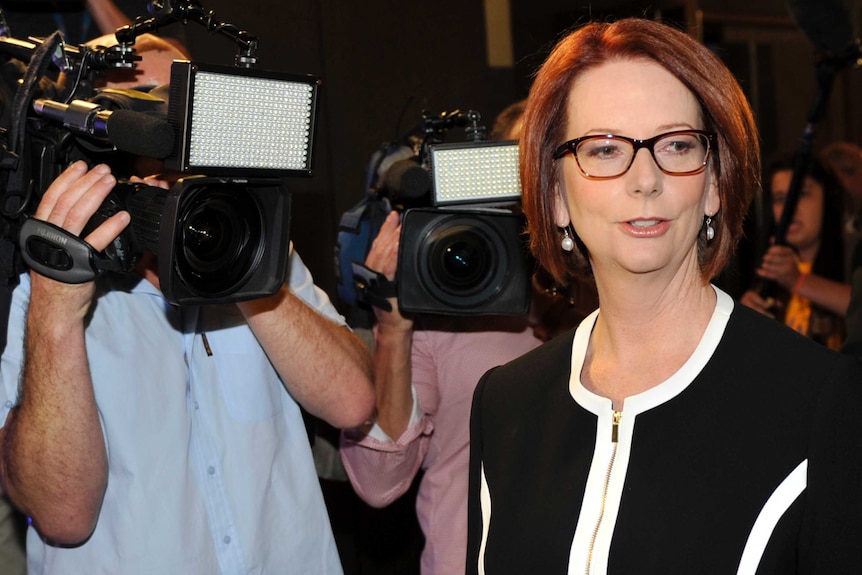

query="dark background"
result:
[5,0,862,307]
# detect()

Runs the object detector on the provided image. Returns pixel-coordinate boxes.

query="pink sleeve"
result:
[340,413,433,508]
[340,331,439,507]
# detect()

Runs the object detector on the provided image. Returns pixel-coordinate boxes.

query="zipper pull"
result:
[611,410,622,443]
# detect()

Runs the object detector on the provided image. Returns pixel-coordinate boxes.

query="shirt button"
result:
[223,535,231,544]
[207,466,215,475]
[4,401,12,409]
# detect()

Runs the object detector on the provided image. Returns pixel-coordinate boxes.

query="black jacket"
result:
[468,289,862,574]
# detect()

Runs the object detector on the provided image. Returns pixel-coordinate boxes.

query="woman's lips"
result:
[621,218,670,237]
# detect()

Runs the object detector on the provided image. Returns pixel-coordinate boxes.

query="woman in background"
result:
[741,154,850,349]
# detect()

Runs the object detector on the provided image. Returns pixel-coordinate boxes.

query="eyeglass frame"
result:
[552,129,718,180]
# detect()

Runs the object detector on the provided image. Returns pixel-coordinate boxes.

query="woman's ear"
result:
[553,183,571,228]
[705,169,720,219]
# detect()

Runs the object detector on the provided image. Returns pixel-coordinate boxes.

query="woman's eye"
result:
[583,142,622,160]
[657,138,696,155]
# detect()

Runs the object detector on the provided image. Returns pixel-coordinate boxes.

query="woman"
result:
[466,17,862,574]
[741,154,850,349]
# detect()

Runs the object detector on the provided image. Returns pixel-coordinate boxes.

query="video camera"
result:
[0,0,319,305]
[337,109,530,318]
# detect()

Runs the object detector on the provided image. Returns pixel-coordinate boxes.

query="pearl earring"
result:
[705,216,715,242]
[561,227,574,252]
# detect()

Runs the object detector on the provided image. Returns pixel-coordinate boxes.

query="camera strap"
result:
[351,262,397,312]
[18,217,124,284]
[4,31,65,217]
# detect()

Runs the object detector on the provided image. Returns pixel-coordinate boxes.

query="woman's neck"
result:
[582,269,716,409]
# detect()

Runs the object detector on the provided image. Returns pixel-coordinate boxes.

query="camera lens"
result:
[430,227,492,293]
[419,215,510,307]
[400,208,530,314]
[184,206,242,267]
[176,186,264,296]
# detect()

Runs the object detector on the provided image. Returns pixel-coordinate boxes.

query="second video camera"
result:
[396,139,529,316]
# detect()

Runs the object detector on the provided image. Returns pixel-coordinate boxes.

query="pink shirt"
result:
[341,321,542,575]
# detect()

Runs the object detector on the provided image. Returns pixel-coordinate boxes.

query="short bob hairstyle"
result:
[521,17,761,285]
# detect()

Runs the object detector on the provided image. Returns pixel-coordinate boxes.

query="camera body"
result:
[337,111,529,317]
[91,175,292,304]
[394,138,530,316]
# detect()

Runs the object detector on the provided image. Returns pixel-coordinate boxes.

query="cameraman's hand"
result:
[31,161,127,319]
[365,211,412,332]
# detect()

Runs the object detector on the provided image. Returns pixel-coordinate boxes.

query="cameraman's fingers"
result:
[37,163,115,231]
[369,212,400,249]
[378,210,400,235]
[83,211,131,252]
[366,223,401,279]
[56,172,117,235]
[365,239,399,280]
[35,161,90,217]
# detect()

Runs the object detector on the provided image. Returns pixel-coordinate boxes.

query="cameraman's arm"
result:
[237,258,375,431]
[0,162,124,545]
[365,211,415,439]
[339,211,422,508]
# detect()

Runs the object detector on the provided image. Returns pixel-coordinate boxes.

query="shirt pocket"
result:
[205,327,285,423]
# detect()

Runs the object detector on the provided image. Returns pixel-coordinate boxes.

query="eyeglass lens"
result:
[576,132,710,177]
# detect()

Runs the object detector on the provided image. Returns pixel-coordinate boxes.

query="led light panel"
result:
[429,140,521,206]
[166,61,319,176]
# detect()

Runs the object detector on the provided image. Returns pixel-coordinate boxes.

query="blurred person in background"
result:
[821,140,862,273]
[740,153,850,349]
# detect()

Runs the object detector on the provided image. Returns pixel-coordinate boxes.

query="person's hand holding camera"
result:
[29,161,125,318]
[365,210,413,333]
[362,210,415,439]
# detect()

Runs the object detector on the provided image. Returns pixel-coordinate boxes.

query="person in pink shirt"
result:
[340,209,549,575]
[340,101,597,572]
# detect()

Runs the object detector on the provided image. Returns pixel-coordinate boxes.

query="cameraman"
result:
[0,159,374,575]
[339,101,598,575]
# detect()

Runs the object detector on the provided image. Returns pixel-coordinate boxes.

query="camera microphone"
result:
[382,157,431,203]
[32,98,175,158]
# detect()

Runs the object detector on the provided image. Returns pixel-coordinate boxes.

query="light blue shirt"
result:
[0,247,345,575]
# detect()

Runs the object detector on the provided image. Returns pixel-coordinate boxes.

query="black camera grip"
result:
[19,218,100,284]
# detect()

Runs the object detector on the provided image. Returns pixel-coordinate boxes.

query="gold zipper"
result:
[586,409,622,574]
[611,410,622,443]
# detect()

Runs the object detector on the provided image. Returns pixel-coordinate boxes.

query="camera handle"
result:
[115,0,260,68]
[351,262,397,312]
[18,218,124,284]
